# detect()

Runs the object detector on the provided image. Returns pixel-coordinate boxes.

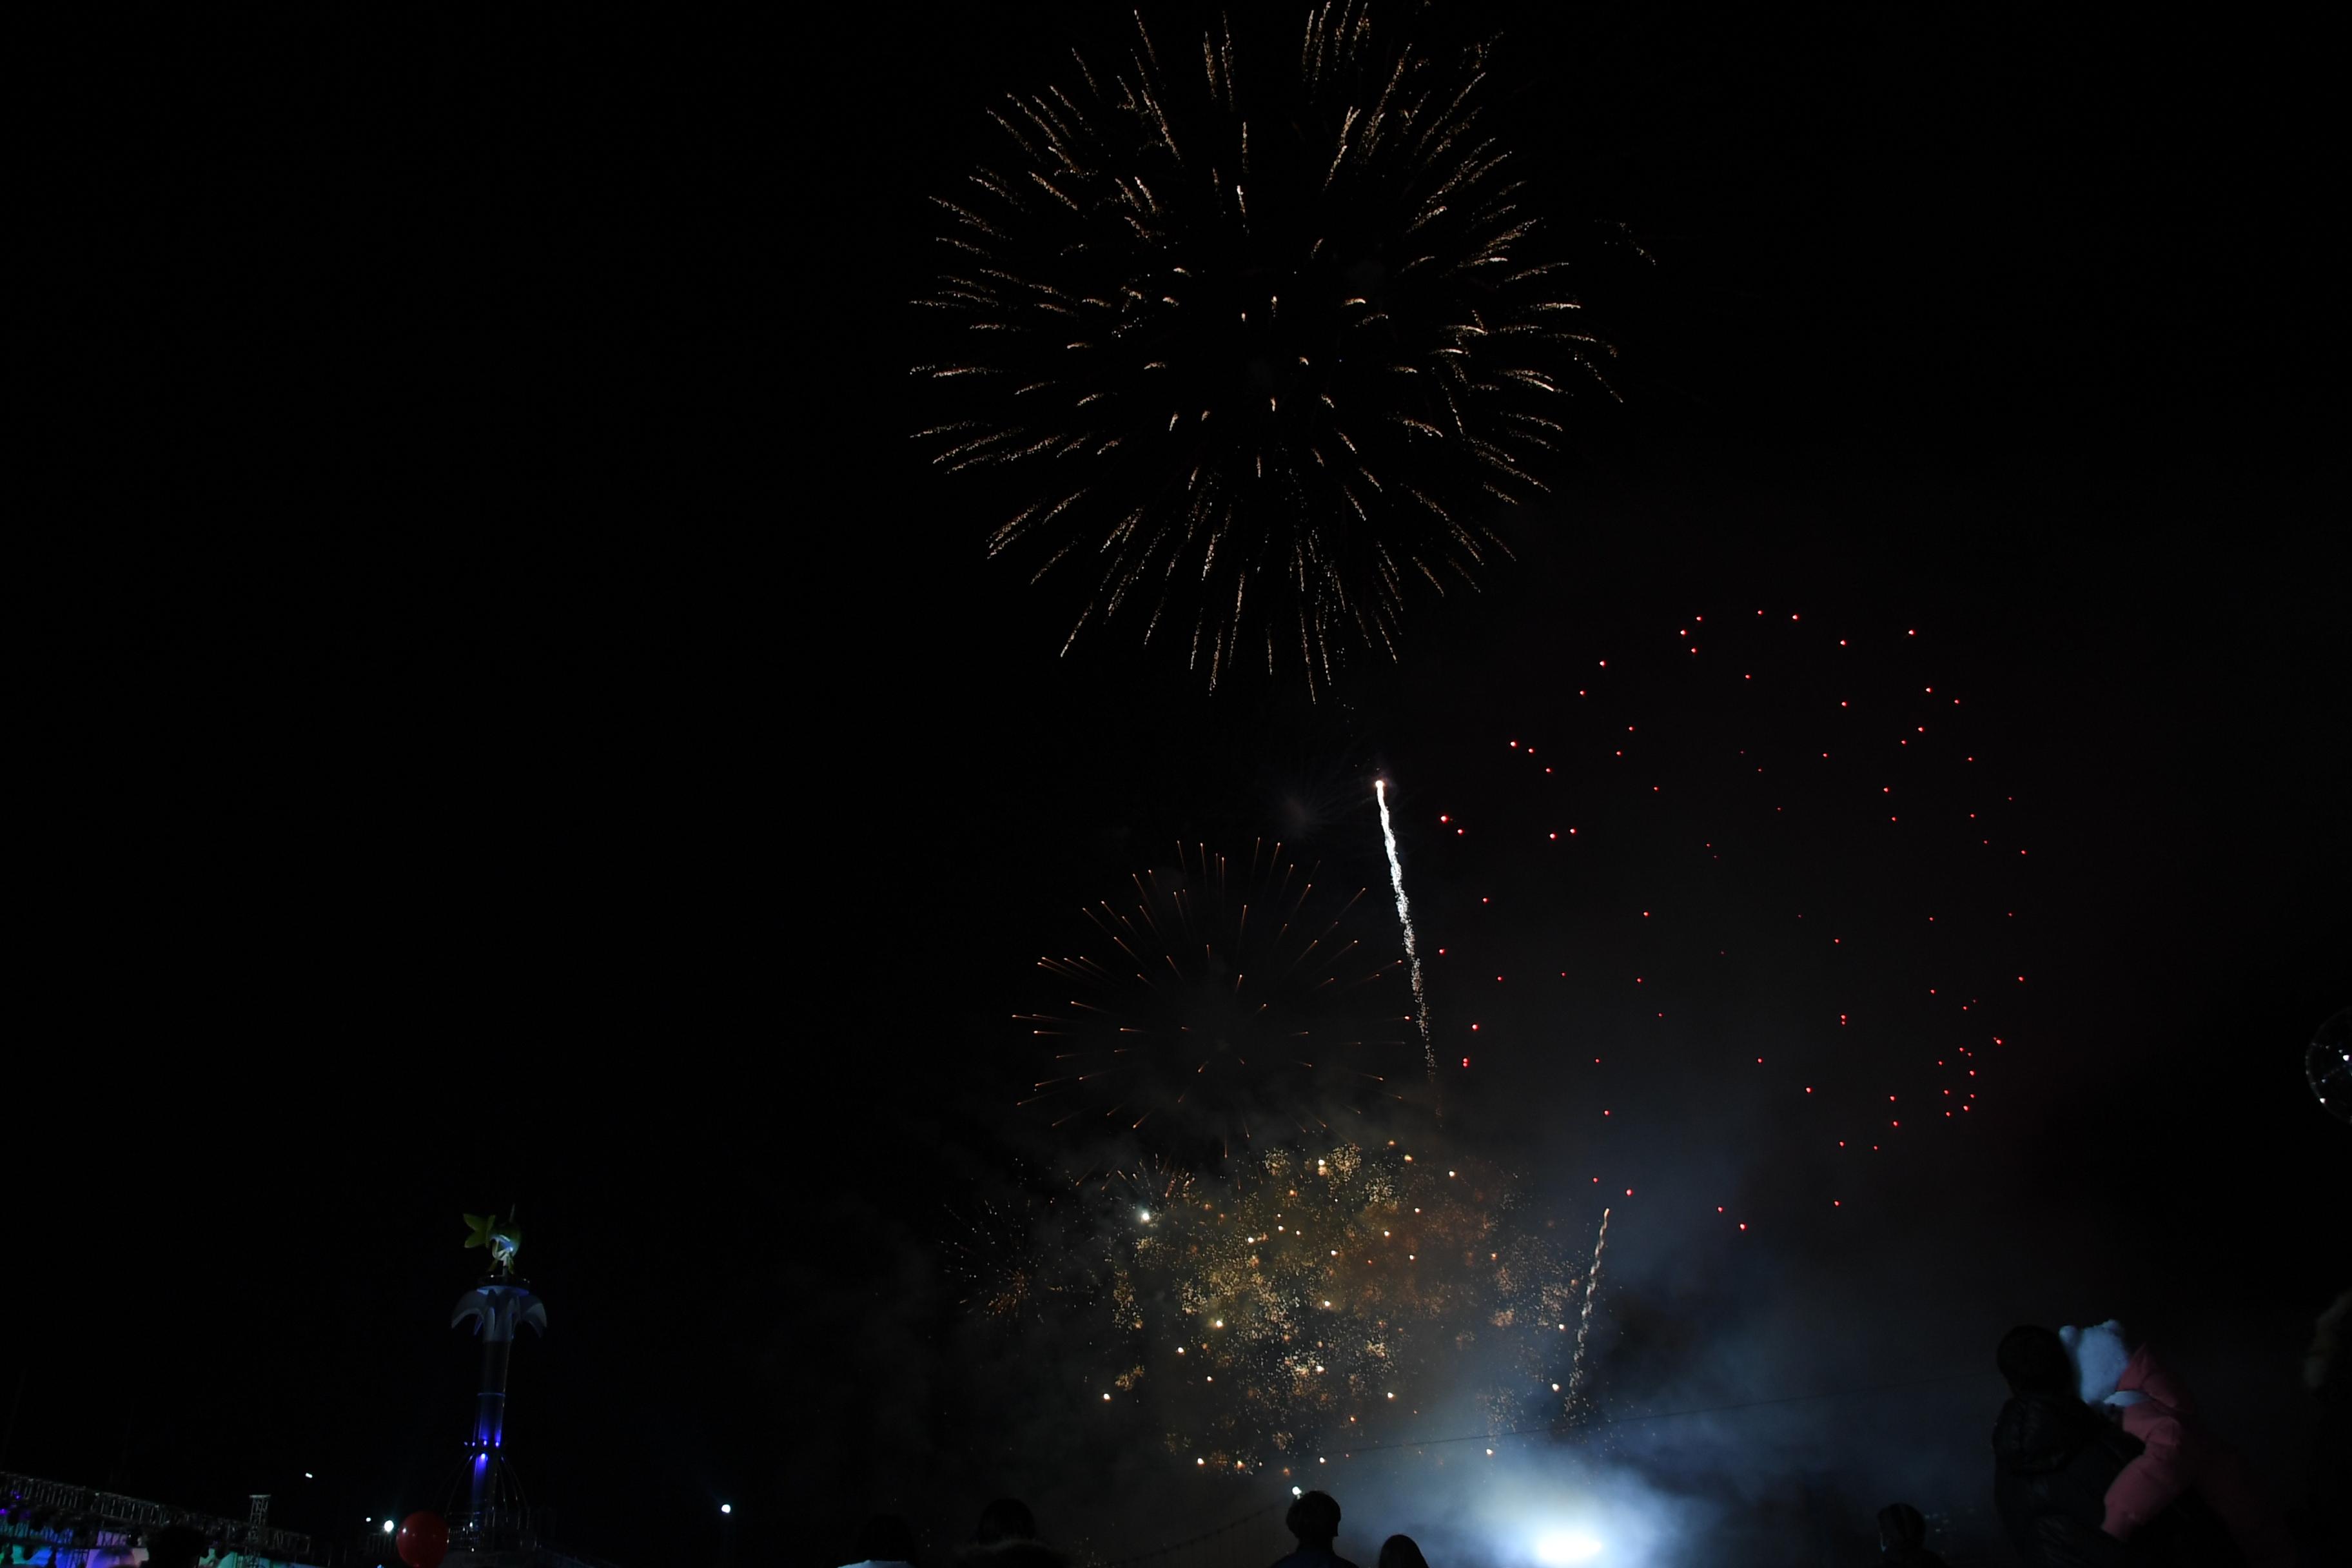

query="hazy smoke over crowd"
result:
[772,1001,2329,1567]
[767,625,2333,1563]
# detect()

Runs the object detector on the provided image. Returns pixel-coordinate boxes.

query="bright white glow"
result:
[382,1522,396,1534]
[1533,1531,1604,1565]
[720,1504,732,1516]
[1141,1211,1151,1222]
[1291,1486,1304,1498]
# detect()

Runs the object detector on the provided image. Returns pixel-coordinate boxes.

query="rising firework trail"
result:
[1564,1206,1611,1424]
[1374,778,1435,1097]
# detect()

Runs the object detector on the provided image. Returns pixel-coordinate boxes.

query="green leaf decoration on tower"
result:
[463,1210,524,1277]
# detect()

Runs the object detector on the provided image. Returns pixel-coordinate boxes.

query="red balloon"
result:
[397,1513,448,1568]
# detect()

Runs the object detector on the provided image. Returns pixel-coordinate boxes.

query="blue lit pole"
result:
[451,1213,545,1544]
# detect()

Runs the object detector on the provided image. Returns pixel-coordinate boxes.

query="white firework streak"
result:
[1374,778,1436,1095]
[1565,1206,1612,1422]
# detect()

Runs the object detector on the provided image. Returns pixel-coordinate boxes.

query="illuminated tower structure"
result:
[447,1211,545,1561]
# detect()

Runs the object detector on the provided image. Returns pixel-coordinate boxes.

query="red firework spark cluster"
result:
[1401,607,2035,1234]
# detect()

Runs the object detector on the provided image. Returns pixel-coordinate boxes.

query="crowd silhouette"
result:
[830,1295,2345,1568]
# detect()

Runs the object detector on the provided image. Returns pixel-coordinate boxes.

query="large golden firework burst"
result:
[915,3,1616,694]
[967,1141,1592,1473]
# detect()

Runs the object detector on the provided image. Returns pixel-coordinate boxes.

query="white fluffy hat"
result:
[2059,1319,2137,1406]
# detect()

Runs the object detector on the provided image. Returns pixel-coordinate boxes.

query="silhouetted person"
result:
[1875,1503,1948,1567]
[2305,1289,2352,1563]
[1375,1535,1429,1568]
[843,1514,919,1568]
[974,1500,1035,1546]
[2061,1319,2293,1567]
[1992,1324,2237,1568]
[145,1525,209,1568]
[963,1497,1064,1568]
[1269,1491,1357,1568]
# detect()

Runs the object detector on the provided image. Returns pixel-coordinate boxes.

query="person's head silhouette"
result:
[1997,1324,2074,1396]
[975,1500,1036,1546]
[1286,1492,1341,1549]
[1877,1503,1926,1554]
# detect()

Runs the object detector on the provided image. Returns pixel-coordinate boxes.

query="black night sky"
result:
[24,6,2345,1568]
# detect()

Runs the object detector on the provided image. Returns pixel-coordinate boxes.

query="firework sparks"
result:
[1563,1206,1610,1423]
[1018,839,1426,1156]
[916,3,1616,692]
[965,1141,1591,1472]
[1375,779,1436,1097]
[1420,611,2035,1222]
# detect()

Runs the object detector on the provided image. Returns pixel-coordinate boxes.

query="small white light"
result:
[721,1504,732,1516]
[304,1472,314,1480]
[1291,1487,1303,1498]
[1141,1211,1152,1222]
[382,1522,396,1534]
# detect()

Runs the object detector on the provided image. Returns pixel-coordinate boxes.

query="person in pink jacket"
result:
[2060,1320,2295,1568]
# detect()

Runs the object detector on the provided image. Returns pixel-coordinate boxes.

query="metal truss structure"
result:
[0,1471,315,1561]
